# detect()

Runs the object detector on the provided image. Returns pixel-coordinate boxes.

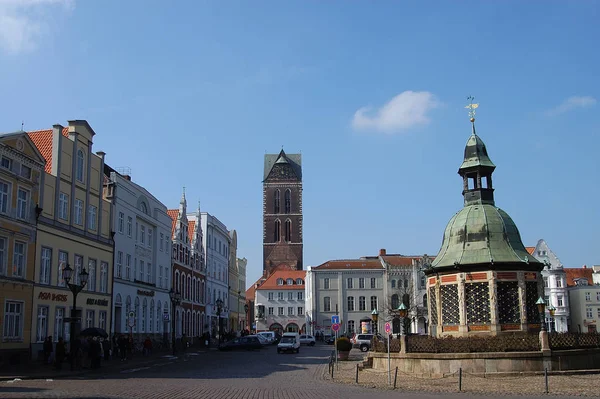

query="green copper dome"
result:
[430,122,542,271]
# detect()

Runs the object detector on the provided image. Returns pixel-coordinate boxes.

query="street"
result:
[0,344,559,399]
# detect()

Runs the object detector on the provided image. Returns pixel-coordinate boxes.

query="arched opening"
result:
[274,220,281,242]
[285,323,299,333]
[274,190,280,213]
[269,323,283,335]
[284,189,291,213]
[285,219,291,242]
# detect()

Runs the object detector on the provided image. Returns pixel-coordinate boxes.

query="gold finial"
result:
[465,96,479,123]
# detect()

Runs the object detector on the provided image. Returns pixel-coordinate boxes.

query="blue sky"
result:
[1,1,598,288]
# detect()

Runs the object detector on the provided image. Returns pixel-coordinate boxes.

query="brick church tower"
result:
[263,149,303,275]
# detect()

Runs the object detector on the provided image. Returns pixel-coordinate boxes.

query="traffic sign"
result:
[331,323,340,332]
[385,322,391,334]
[331,315,340,325]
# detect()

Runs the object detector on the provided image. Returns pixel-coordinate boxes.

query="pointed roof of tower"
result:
[263,149,302,181]
[459,124,496,171]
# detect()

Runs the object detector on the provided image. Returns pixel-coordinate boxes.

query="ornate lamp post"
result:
[244,303,249,332]
[536,297,547,332]
[216,298,224,344]
[547,304,556,333]
[397,303,408,335]
[169,288,181,355]
[63,264,89,371]
[371,308,379,335]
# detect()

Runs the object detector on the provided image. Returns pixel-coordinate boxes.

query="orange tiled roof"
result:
[381,255,435,267]
[27,127,69,173]
[525,247,536,255]
[167,209,179,237]
[256,270,306,290]
[188,220,195,244]
[313,259,383,270]
[565,268,593,287]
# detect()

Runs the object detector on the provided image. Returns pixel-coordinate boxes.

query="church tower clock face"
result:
[262,150,303,275]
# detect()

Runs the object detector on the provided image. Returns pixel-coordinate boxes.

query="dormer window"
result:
[76,149,84,182]
[296,278,303,285]
[286,278,294,285]
[277,278,284,286]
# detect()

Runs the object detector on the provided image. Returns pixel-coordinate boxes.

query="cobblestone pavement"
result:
[0,345,591,398]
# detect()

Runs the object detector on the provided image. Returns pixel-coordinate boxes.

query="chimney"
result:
[124,175,131,181]
[583,265,587,269]
[379,248,386,256]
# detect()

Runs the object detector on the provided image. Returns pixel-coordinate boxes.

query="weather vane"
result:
[465,96,479,122]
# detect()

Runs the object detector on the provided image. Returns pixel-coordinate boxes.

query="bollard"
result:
[544,368,548,394]
[458,367,462,392]
[355,364,359,383]
[331,362,334,379]
[393,366,398,389]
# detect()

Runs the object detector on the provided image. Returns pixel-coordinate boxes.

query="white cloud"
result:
[546,96,597,116]
[352,91,439,134]
[0,0,74,54]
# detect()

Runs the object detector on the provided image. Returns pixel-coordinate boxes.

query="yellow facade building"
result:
[0,131,46,366]
[28,121,113,356]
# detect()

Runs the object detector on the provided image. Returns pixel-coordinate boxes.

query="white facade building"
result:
[202,212,231,336]
[306,258,385,337]
[106,168,172,340]
[532,239,569,332]
[254,270,306,333]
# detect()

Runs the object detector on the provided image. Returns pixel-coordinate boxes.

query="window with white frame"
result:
[74,255,83,285]
[13,241,26,278]
[297,307,303,315]
[3,301,23,340]
[140,260,144,281]
[158,265,163,288]
[268,307,274,315]
[348,320,355,333]
[126,254,131,280]
[86,310,94,328]
[160,233,164,251]
[288,292,294,300]
[371,278,376,289]
[324,297,331,312]
[277,292,284,300]
[116,251,123,278]
[88,205,97,230]
[74,199,83,225]
[557,295,563,307]
[58,192,68,220]
[127,217,132,237]
[76,149,85,182]
[0,156,11,169]
[0,180,9,214]
[297,291,303,300]
[370,296,378,311]
[586,308,593,318]
[586,292,591,301]
[359,278,365,289]
[148,229,153,248]
[141,225,145,245]
[268,292,274,300]
[87,259,96,291]
[36,306,49,342]
[359,296,366,311]
[347,296,355,311]
[0,236,6,276]
[278,307,284,316]
[324,278,330,289]
[147,262,151,283]
[100,262,108,293]
[597,292,600,302]
[40,247,52,284]
[16,188,29,219]
[57,251,67,286]
[347,278,353,289]
[118,212,124,233]
[165,267,169,289]
[287,307,294,315]
[99,311,107,330]
[54,307,64,341]
[556,278,562,288]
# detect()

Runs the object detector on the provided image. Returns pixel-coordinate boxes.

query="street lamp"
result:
[244,303,249,332]
[547,304,556,333]
[169,288,181,355]
[237,290,241,332]
[371,308,379,335]
[397,303,408,335]
[536,297,547,332]
[216,298,224,344]
[63,264,88,371]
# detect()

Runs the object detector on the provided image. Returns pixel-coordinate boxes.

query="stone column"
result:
[489,273,501,334]
[517,272,528,330]
[458,274,468,335]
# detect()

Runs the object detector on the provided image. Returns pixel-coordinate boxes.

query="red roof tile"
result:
[167,209,179,237]
[565,268,594,287]
[525,247,536,255]
[257,270,306,290]
[313,259,383,270]
[27,128,69,174]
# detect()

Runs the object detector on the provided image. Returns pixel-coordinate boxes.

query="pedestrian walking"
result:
[43,336,53,364]
[54,337,66,370]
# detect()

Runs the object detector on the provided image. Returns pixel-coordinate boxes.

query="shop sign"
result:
[38,291,68,302]
[86,298,109,306]
[137,289,155,297]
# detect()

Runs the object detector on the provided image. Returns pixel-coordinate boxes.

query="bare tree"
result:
[384,281,425,335]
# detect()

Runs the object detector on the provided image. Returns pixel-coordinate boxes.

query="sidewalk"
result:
[0,349,181,382]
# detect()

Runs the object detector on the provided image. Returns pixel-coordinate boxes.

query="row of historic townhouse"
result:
[0,120,240,366]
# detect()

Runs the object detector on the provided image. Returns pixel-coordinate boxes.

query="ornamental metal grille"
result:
[526,281,541,323]
[497,281,520,324]
[429,288,438,325]
[440,284,459,325]
[465,282,491,324]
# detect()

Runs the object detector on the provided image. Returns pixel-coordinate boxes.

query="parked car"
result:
[257,331,277,344]
[277,332,301,354]
[299,334,316,346]
[351,333,382,352]
[324,335,335,345]
[255,334,270,346]
[218,335,263,351]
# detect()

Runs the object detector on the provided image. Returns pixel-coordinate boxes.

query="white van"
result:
[257,331,276,344]
[277,332,300,354]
